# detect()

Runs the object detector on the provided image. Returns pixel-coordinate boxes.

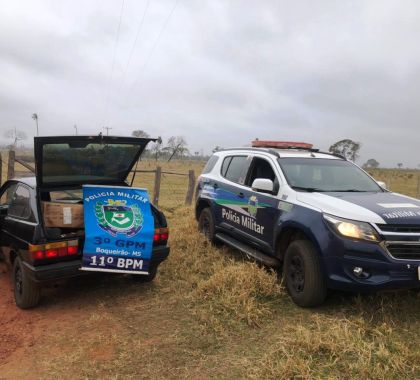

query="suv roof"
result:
[215,147,343,160]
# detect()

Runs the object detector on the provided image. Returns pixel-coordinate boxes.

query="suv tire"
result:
[131,265,157,283]
[284,240,327,307]
[198,207,218,244]
[13,257,41,309]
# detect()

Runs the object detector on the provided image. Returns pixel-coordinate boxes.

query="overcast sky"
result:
[1,0,419,167]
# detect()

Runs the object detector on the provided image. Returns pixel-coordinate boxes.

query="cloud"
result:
[0,0,419,167]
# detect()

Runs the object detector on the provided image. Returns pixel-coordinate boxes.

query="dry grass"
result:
[32,208,420,379]
[1,157,420,379]
[368,168,420,198]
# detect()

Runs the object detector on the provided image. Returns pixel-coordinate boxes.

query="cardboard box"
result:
[42,201,84,228]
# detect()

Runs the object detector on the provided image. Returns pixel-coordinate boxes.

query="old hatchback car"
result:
[196,140,420,307]
[0,135,170,309]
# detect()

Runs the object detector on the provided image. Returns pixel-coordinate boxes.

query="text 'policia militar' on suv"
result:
[195,140,420,307]
[0,135,169,309]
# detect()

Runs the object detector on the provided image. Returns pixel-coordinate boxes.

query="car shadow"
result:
[38,273,156,309]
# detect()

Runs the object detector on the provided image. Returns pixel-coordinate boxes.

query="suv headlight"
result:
[323,214,380,242]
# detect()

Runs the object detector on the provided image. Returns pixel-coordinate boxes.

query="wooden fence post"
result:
[417,175,420,199]
[153,166,162,206]
[7,150,15,180]
[185,170,196,205]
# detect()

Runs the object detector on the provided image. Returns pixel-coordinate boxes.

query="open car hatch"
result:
[34,135,156,188]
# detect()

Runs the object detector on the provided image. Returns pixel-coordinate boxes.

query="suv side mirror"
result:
[376,180,387,190]
[251,178,274,194]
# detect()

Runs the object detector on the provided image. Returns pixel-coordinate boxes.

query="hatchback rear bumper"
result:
[23,246,170,283]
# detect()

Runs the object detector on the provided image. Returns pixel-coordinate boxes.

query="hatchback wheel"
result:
[284,240,327,307]
[13,257,41,309]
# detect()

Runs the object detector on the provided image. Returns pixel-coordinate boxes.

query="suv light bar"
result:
[252,140,314,149]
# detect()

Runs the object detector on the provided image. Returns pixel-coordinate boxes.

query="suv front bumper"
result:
[323,239,420,292]
[23,246,170,283]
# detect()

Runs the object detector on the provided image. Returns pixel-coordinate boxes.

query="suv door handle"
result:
[238,192,245,198]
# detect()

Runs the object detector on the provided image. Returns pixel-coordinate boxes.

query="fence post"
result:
[0,154,2,185]
[417,175,420,199]
[153,166,162,206]
[7,150,15,180]
[185,170,196,205]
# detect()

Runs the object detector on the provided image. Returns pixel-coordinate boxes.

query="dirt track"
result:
[0,263,120,379]
[0,262,39,378]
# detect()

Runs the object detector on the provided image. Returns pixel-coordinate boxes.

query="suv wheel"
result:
[198,207,217,244]
[284,240,327,307]
[13,257,41,309]
[131,265,157,283]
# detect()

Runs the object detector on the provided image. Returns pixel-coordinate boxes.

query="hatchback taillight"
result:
[153,227,169,245]
[29,240,79,261]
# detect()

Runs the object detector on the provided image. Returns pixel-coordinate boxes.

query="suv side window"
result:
[246,157,276,184]
[223,156,248,184]
[221,157,232,177]
[0,183,18,209]
[8,185,32,220]
[202,155,219,174]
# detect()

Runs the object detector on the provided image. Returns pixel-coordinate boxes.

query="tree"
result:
[149,137,163,161]
[363,158,380,169]
[329,139,361,161]
[397,163,403,169]
[164,136,189,161]
[4,128,27,148]
[131,130,150,138]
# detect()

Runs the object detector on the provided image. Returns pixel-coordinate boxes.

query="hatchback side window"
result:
[223,156,249,184]
[8,185,32,220]
[0,183,18,210]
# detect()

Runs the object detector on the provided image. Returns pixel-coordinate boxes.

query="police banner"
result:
[81,185,154,275]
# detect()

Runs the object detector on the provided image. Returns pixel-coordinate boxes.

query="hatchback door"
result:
[34,135,155,188]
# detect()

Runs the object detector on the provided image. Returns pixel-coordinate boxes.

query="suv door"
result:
[241,156,283,254]
[215,155,252,233]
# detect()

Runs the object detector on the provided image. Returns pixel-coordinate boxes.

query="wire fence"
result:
[0,151,202,209]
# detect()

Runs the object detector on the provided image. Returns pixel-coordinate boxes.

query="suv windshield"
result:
[278,158,382,192]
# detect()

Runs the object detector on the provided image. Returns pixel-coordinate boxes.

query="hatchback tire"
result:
[13,257,41,309]
[284,240,327,307]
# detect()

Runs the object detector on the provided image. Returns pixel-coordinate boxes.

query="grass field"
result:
[0,157,419,379]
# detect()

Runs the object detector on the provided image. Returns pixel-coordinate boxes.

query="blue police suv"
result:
[195,140,420,307]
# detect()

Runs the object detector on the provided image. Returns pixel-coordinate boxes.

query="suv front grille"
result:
[385,243,420,260]
[376,224,420,234]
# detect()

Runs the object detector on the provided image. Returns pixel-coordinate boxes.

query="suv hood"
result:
[34,135,155,188]
[296,191,420,225]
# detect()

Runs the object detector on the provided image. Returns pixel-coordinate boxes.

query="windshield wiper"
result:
[329,189,367,192]
[291,186,326,192]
